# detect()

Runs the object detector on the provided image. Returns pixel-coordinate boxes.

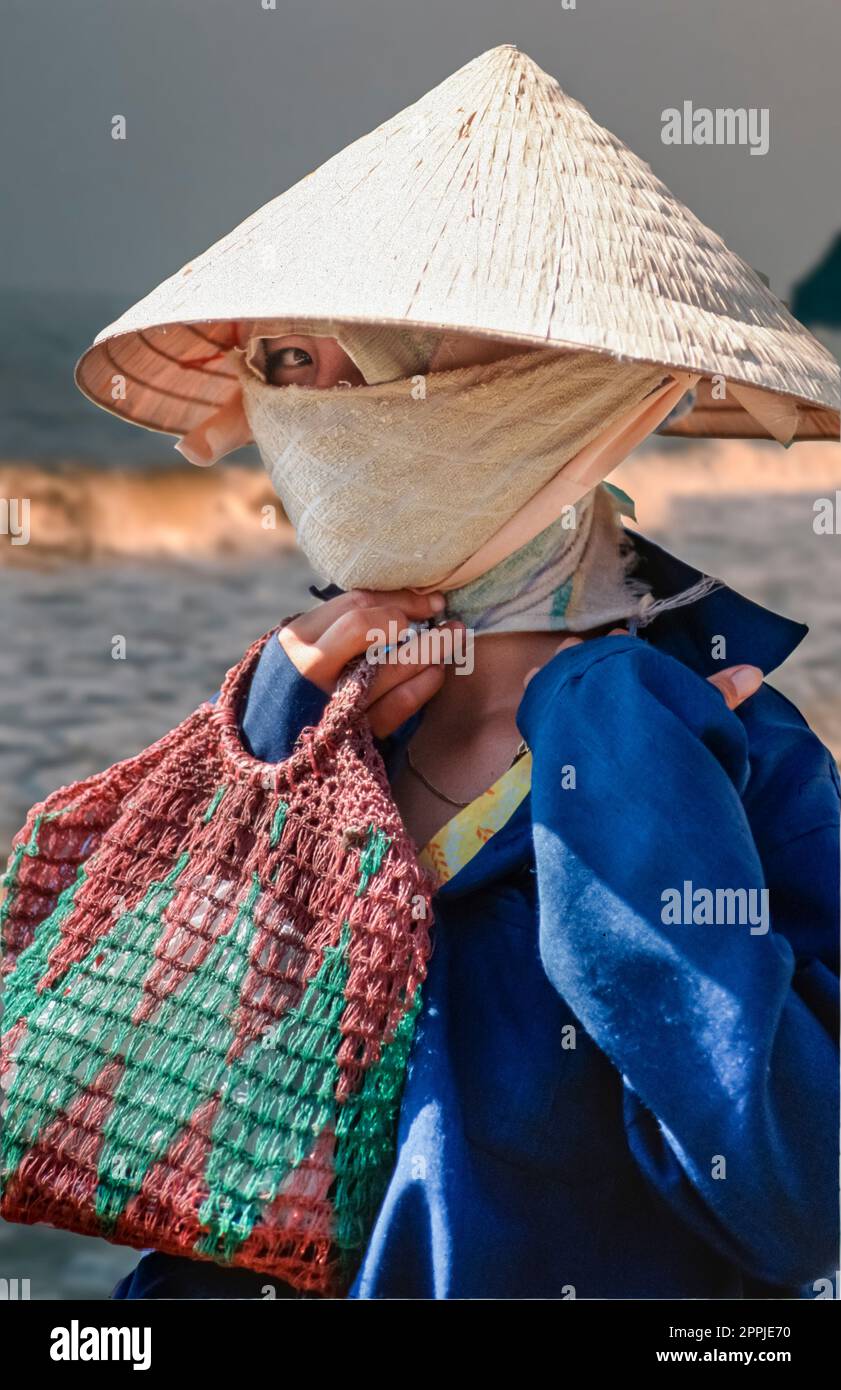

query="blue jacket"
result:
[113,533,839,1300]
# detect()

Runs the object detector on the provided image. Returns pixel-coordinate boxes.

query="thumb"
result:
[706,664,763,711]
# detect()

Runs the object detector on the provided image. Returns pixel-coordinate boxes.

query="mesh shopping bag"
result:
[0,629,434,1295]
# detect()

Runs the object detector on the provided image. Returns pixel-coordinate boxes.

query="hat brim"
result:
[75,317,839,443]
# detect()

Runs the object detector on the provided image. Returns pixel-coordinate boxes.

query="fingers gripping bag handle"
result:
[0,627,434,1296]
[214,626,378,788]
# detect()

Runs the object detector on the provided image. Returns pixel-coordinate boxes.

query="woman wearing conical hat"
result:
[76,46,838,1300]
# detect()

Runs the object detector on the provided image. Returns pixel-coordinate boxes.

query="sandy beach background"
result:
[1,288,839,1297]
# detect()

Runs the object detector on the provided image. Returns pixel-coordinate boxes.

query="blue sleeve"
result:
[517,635,840,1288]
[209,633,329,763]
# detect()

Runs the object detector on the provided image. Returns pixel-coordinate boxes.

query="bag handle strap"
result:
[214,626,378,787]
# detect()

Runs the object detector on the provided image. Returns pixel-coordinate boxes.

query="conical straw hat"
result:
[76,44,839,442]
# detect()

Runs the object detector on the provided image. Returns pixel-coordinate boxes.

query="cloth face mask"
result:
[238,346,668,591]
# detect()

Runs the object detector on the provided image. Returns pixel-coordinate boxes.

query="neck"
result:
[433,629,565,724]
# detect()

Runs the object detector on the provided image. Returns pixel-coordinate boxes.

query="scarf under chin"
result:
[445,484,718,635]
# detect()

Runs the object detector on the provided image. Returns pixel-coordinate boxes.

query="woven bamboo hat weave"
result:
[75,44,839,443]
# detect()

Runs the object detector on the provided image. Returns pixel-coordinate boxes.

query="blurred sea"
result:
[0,285,839,1297]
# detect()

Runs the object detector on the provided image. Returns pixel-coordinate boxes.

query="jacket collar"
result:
[435,534,808,901]
[627,529,807,678]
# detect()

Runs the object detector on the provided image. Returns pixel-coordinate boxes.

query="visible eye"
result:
[265,345,313,379]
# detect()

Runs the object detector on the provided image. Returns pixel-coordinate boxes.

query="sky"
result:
[2,0,839,307]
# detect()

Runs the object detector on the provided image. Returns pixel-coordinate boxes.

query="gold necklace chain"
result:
[405,738,528,808]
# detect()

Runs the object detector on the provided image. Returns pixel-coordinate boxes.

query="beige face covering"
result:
[238,346,677,591]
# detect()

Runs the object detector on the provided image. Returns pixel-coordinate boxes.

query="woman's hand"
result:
[278,588,463,738]
[525,629,763,712]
